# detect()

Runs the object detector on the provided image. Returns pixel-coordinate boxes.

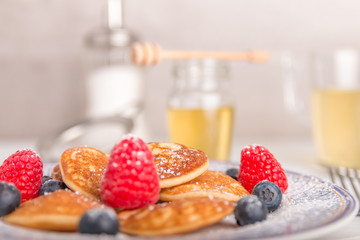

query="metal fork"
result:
[329,166,360,216]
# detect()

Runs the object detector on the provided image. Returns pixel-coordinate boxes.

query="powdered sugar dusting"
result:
[0,161,357,240]
[148,142,207,180]
[195,160,358,240]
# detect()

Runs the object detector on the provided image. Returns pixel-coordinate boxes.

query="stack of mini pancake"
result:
[120,142,249,236]
[4,147,108,231]
[3,142,249,236]
[148,142,249,203]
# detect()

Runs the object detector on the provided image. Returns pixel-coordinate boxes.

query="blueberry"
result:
[39,180,69,196]
[0,182,21,217]
[225,168,239,180]
[234,195,267,226]
[42,176,52,184]
[78,208,119,235]
[252,180,282,212]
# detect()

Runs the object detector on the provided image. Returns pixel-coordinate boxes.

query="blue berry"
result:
[39,180,68,196]
[0,182,21,217]
[252,180,282,212]
[42,176,52,184]
[225,168,239,180]
[234,195,267,226]
[78,208,119,235]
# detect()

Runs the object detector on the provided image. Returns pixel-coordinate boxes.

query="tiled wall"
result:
[1,0,360,141]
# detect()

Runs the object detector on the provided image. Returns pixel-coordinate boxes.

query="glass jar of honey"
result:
[167,59,234,161]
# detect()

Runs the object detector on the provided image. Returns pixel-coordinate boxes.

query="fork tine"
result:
[329,166,336,183]
[346,168,360,202]
[330,166,360,216]
[336,167,348,192]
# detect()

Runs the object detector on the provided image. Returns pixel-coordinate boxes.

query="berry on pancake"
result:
[39,180,69,196]
[101,135,160,209]
[0,182,21,217]
[238,145,288,193]
[225,168,239,181]
[78,208,119,235]
[0,149,43,202]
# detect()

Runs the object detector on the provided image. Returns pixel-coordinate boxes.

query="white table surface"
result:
[0,137,360,240]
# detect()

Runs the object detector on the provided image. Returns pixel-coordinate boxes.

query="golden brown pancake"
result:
[59,146,108,200]
[118,197,234,236]
[148,142,209,188]
[160,170,249,202]
[3,190,102,231]
[51,164,63,181]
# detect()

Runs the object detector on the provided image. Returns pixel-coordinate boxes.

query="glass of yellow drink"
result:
[283,49,360,169]
[312,49,360,168]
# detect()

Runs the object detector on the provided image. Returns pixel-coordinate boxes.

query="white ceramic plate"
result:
[0,161,358,240]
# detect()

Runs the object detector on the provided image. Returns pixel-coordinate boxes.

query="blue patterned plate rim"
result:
[208,160,359,240]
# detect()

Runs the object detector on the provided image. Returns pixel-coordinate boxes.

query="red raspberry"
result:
[0,149,43,203]
[238,145,288,193]
[100,135,160,209]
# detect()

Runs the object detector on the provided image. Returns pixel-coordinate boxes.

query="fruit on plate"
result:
[252,180,282,212]
[225,168,239,181]
[0,149,43,202]
[100,135,160,209]
[78,208,119,235]
[39,179,69,196]
[238,145,288,193]
[0,182,21,217]
[234,195,267,226]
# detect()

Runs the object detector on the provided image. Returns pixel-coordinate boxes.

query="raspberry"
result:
[0,149,43,203]
[100,135,160,209]
[238,145,288,193]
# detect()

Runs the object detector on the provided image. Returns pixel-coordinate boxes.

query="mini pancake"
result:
[160,170,249,202]
[118,197,234,236]
[148,142,209,188]
[59,147,108,200]
[3,190,102,231]
[51,164,63,181]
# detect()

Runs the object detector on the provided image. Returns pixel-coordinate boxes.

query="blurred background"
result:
[1,0,360,145]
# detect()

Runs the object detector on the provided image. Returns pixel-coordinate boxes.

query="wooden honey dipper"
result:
[131,42,269,66]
